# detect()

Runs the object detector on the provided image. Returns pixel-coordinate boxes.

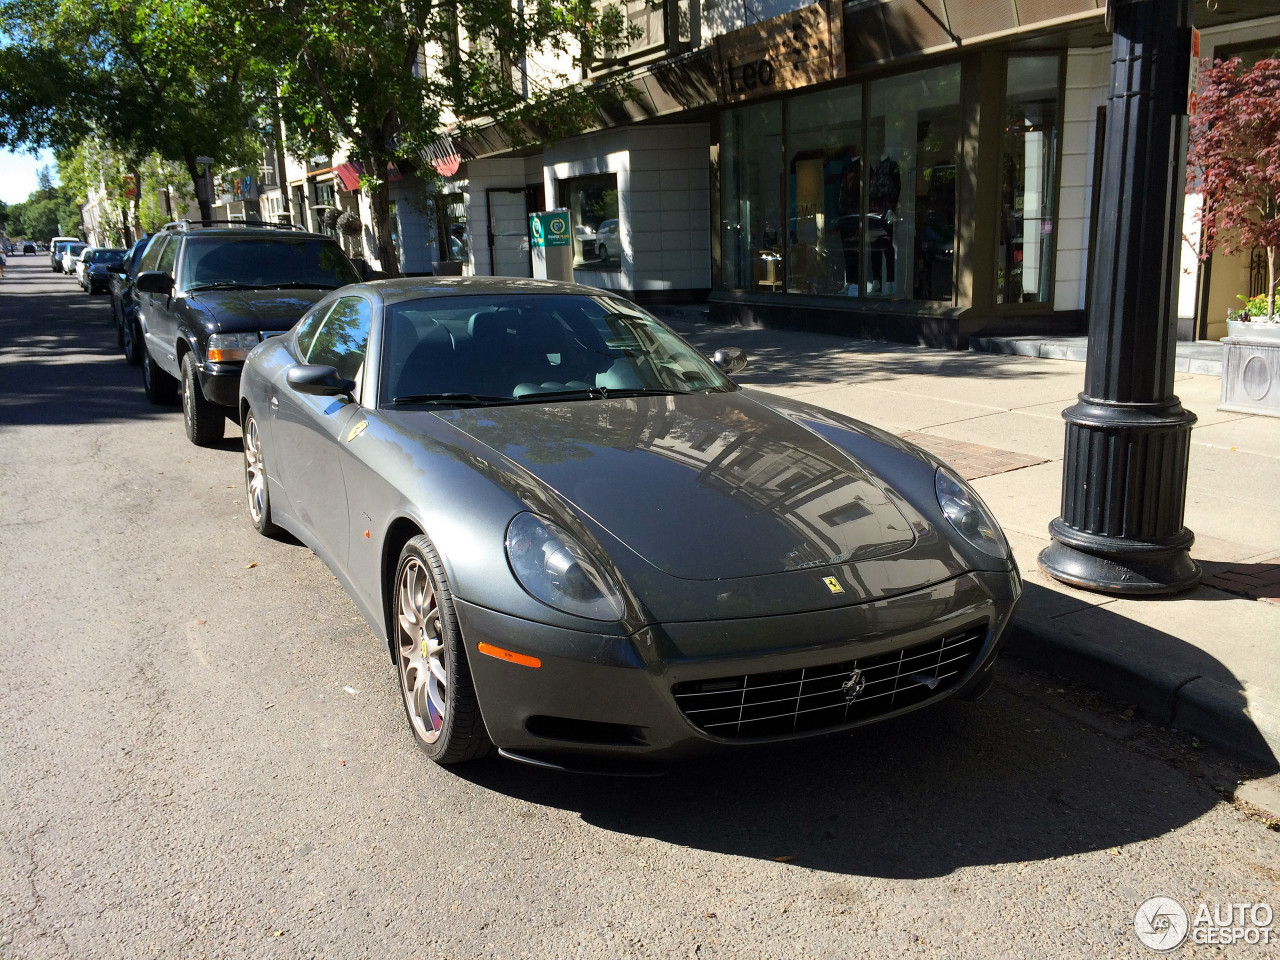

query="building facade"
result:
[441,0,1276,348]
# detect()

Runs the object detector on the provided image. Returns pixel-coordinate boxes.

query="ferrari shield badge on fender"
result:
[823,576,844,595]
[346,420,368,443]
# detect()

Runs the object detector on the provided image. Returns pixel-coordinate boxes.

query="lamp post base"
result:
[1038,521,1201,595]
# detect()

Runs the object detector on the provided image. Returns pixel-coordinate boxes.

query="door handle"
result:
[270,396,279,409]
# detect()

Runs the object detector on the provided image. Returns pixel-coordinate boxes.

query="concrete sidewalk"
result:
[658,309,1280,765]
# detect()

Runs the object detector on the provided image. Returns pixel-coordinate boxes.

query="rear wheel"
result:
[181,353,224,446]
[122,317,143,366]
[393,535,491,764]
[142,345,177,405]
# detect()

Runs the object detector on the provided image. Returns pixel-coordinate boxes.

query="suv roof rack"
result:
[160,219,308,233]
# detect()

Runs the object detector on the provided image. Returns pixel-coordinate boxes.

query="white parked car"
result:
[61,242,87,275]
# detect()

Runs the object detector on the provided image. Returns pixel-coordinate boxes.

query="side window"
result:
[156,237,179,276]
[306,296,372,385]
[138,236,168,273]
[294,301,337,361]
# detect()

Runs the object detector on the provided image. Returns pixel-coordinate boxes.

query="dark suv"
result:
[134,222,360,445]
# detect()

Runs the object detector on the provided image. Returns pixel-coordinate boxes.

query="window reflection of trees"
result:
[307,297,371,381]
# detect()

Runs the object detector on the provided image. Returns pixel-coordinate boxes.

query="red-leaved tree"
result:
[1188,56,1280,320]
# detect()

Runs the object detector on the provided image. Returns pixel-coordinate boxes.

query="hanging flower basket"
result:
[337,210,362,237]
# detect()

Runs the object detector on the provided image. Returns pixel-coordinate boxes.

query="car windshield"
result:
[90,248,124,263]
[66,244,86,257]
[179,236,360,291]
[382,294,736,405]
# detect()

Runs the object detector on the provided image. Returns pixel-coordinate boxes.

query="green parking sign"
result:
[530,211,571,248]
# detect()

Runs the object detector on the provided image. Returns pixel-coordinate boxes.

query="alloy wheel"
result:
[397,558,448,744]
[243,415,267,525]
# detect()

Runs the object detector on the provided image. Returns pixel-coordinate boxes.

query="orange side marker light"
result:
[477,642,542,669]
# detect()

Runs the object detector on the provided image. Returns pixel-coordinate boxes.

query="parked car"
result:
[80,246,127,294]
[50,237,81,272]
[594,219,620,262]
[237,277,1021,771]
[133,221,360,445]
[61,243,88,275]
[111,236,154,364]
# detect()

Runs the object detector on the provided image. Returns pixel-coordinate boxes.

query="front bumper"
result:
[457,568,1020,772]
[197,361,245,408]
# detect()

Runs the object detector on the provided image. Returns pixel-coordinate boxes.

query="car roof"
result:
[164,226,332,241]
[341,276,618,308]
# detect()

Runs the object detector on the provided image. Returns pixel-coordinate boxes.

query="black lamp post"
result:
[1038,0,1202,594]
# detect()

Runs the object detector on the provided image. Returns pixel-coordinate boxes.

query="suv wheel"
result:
[122,317,143,366]
[181,353,224,446]
[142,346,178,405]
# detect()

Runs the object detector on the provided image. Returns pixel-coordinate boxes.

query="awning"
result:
[422,133,463,177]
[333,161,364,192]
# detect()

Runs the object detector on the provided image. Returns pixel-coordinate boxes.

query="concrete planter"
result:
[1220,322,1280,417]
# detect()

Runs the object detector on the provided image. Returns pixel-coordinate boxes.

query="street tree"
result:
[1188,56,1280,320]
[255,0,635,275]
[0,0,263,221]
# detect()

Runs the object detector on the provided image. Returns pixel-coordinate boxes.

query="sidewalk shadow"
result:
[454,661,1267,880]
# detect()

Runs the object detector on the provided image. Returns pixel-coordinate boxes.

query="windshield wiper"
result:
[187,280,256,291]
[391,393,515,407]
[262,281,344,290]
[597,387,692,398]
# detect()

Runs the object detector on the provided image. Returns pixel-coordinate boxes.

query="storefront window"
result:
[720,101,783,293]
[559,174,620,269]
[785,85,861,296]
[865,64,960,301]
[719,64,959,303]
[997,55,1061,304]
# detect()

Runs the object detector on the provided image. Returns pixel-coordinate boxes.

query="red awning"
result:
[333,161,364,192]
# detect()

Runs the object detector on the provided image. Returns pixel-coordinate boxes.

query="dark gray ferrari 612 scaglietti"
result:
[239,277,1021,772]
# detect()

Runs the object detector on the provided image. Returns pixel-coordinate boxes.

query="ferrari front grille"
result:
[671,623,986,739]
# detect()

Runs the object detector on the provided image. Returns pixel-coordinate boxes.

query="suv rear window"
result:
[180,236,359,291]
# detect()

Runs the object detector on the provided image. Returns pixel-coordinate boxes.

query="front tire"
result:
[181,353,224,446]
[142,345,178,405]
[242,408,279,537]
[393,535,491,764]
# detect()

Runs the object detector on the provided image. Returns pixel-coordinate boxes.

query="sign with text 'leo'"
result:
[715,0,844,104]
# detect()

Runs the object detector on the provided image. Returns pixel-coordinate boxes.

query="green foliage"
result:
[0,0,265,219]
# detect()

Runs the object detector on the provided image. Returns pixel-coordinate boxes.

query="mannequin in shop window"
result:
[868,154,901,295]
[836,148,862,296]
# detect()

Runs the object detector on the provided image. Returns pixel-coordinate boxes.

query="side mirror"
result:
[287,364,356,397]
[135,271,174,295]
[712,347,748,376]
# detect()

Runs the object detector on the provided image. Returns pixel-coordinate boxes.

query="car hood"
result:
[189,288,330,333]
[434,391,917,580]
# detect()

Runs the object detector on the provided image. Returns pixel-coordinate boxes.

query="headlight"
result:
[207,332,261,362]
[505,513,625,621]
[935,466,1009,560]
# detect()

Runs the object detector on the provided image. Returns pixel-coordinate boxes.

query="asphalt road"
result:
[2,255,1279,959]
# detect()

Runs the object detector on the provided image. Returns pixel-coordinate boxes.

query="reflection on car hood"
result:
[191,289,329,332]
[436,392,916,580]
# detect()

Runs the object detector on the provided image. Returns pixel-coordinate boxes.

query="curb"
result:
[1004,611,1280,768]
